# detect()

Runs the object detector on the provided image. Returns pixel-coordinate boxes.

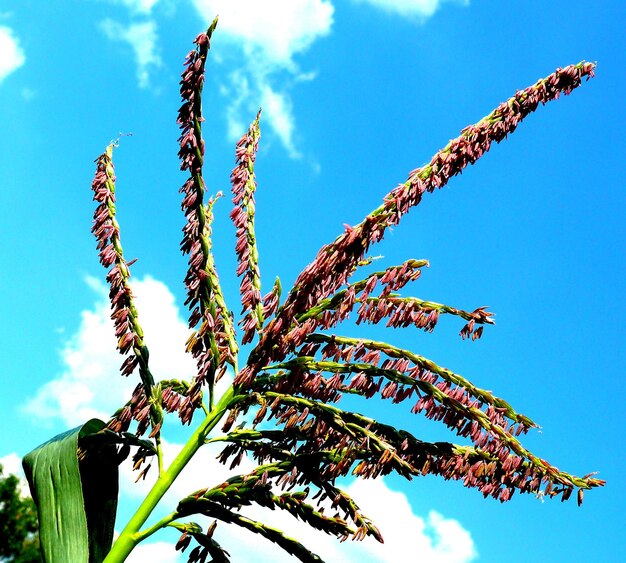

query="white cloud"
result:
[192,0,333,67]
[226,478,478,562]
[99,0,163,15]
[23,275,197,427]
[352,0,469,19]
[115,0,161,15]
[120,438,476,563]
[178,476,475,562]
[0,453,29,496]
[333,479,478,563]
[100,19,162,88]
[0,25,25,83]
[191,0,334,158]
[0,453,23,477]
[94,0,468,156]
[260,84,300,159]
[220,69,250,141]
[121,444,477,563]
[20,86,36,100]
[127,541,181,563]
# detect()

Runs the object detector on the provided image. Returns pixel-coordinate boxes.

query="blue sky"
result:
[0,0,624,561]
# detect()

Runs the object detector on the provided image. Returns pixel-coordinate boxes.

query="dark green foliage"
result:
[0,464,42,563]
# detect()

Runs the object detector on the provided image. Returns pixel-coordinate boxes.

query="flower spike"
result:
[231,110,264,344]
[178,18,238,413]
[91,144,160,436]
[236,61,596,388]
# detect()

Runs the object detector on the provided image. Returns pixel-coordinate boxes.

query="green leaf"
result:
[22,419,118,563]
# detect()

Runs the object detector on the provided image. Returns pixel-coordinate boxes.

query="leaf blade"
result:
[23,419,118,563]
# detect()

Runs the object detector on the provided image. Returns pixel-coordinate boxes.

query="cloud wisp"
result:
[0,25,25,83]
[190,0,469,156]
[100,18,162,88]
[96,0,468,155]
[352,0,470,20]
[111,0,161,15]
[191,0,334,159]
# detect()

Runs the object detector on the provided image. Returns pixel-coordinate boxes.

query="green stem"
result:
[103,385,235,563]
[155,435,164,476]
[134,512,178,543]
